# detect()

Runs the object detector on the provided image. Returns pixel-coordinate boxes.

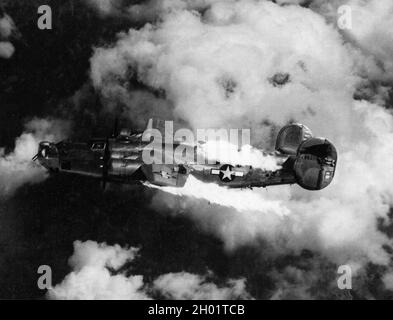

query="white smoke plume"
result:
[49,240,251,300]
[147,175,290,220]
[199,140,281,170]
[87,0,393,297]
[0,13,16,59]
[0,118,70,197]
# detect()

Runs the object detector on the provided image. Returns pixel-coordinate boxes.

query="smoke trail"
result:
[198,140,281,170]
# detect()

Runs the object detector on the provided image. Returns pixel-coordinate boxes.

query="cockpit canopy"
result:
[116,128,142,143]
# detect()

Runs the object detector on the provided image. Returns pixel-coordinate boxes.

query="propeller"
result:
[101,118,119,190]
[101,140,110,190]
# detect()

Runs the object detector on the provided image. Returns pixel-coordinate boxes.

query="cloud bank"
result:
[49,240,251,300]
[310,0,393,82]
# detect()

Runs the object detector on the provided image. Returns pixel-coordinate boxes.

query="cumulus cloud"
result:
[310,0,393,82]
[0,41,14,59]
[48,240,150,300]
[49,240,251,300]
[0,13,14,38]
[0,13,16,59]
[90,0,357,143]
[0,118,70,197]
[153,272,250,300]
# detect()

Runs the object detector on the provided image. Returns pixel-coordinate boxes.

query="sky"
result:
[0,0,393,299]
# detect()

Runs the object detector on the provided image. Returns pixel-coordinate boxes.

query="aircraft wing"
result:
[188,159,296,189]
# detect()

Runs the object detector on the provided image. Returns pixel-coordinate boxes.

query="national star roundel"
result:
[219,164,236,182]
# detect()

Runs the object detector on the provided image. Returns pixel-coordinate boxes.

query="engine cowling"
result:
[294,138,337,190]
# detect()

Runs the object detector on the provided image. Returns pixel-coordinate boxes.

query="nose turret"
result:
[32,141,60,172]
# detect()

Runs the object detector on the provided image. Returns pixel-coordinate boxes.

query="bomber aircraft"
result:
[32,119,337,191]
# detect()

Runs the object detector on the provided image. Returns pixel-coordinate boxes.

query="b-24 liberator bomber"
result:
[32,120,337,191]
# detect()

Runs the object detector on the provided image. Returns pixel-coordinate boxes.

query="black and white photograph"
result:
[0,0,393,306]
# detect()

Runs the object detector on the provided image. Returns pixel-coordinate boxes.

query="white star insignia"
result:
[221,166,234,180]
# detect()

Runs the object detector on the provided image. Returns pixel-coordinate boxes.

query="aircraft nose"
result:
[33,142,47,161]
[32,141,60,171]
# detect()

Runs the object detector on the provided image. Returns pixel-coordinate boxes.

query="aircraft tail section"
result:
[275,123,313,155]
